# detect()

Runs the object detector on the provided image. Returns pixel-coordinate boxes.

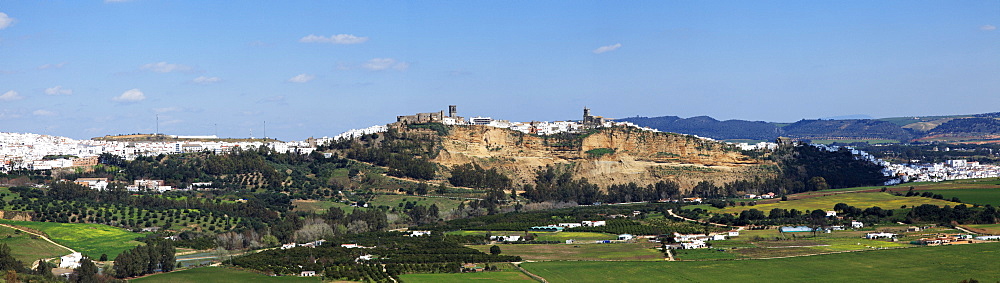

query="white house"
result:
[680,240,707,249]
[59,252,82,269]
[865,232,896,239]
[581,221,606,227]
[300,271,316,277]
[727,230,740,237]
[408,230,432,237]
[558,223,582,228]
[851,221,864,229]
[280,243,297,250]
[618,234,634,241]
[825,211,838,217]
[490,235,522,242]
[712,234,726,241]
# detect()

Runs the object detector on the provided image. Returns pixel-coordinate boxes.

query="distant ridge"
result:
[618,112,1000,144]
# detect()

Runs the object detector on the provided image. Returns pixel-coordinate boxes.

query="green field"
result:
[966,224,1000,235]
[291,199,357,213]
[0,225,69,263]
[715,193,960,215]
[534,232,617,242]
[0,220,144,258]
[471,243,664,261]
[370,194,467,212]
[399,271,536,283]
[131,267,320,283]
[925,188,1000,206]
[523,243,1000,282]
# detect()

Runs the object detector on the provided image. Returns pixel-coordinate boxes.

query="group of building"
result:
[0,132,318,173]
[885,159,1000,183]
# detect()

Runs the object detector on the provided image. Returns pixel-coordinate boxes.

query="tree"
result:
[99,254,108,261]
[34,259,53,278]
[489,245,501,255]
[73,258,99,283]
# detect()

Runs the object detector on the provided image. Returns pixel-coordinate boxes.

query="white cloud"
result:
[192,76,222,84]
[32,110,56,116]
[593,43,622,54]
[287,74,315,83]
[0,90,23,101]
[44,86,73,95]
[153,107,181,113]
[299,34,369,44]
[363,58,409,71]
[38,62,67,70]
[0,12,15,30]
[140,62,193,73]
[113,88,146,102]
[982,25,997,31]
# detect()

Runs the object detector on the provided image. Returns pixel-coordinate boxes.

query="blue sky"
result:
[1,1,998,140]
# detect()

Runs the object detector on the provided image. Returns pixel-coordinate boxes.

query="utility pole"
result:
[263,121,267,140]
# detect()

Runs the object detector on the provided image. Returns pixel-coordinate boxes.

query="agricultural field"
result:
[0,225,69,263]
[399,271,536,283]
[369,194,467,212]
[965,224,1000,235]
[924,188,1000,206]
[398,263,535,283]
[714,193,960,215]
[470,243,664,261]
[522,243,1000,282]
[2,199,241,233]
[131,267,320,283]
[0,220,144,258]
[291,199,357,213]
[533,232,618,242]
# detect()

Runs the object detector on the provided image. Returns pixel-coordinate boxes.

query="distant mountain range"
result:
[617,112,1000,144]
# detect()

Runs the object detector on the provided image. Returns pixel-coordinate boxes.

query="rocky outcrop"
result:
[433,125,774,191]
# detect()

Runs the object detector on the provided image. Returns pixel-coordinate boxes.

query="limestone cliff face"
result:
[433,125,774,191]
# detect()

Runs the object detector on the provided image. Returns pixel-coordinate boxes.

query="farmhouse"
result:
[59,252,82,269]
[490,235,522,242]
[618,234,634,241]
[341,243,374,249]
[679,240,707,249]
[558,223,582,228]
[851,221,864,228]
[300,271,316,277]
[975,235,1000,241]
[865,232,897,239]
[582,220,607,227]
[407,230,432,237]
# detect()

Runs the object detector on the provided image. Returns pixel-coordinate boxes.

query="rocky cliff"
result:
[432,125,775,191]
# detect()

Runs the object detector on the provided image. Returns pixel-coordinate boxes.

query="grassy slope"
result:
[925,188,1000,206]
[714,192,960,215]
[131,267,320,283]
[0,225,68,263]
[0,219,144,258]
[523,243,1000,283]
